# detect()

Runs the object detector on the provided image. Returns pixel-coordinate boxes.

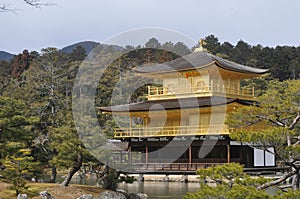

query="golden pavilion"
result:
[98,43,274,171]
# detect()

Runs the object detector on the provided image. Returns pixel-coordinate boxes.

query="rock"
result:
[204,176,215,183]
[17,194,28,199]
[137,193,148,199]
[39,191,55,199]
[98,191,126,199]
[77,194,94,199]
[180,175,188,183]
[98,174,118,191]
[127,193,148,199]
[136,174,144,182]
[127,193,139,199]
[162,175,169,182]
[116,188,127,194]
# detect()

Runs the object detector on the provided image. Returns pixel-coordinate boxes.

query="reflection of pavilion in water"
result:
[99,44,275,172]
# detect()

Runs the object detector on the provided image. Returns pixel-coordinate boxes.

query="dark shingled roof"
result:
[133,51,269,74]
[98,96,255,113]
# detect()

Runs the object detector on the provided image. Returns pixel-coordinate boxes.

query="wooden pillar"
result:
[227,144,231,163]
[227,137,231,163]
[128,145,132,163]
[129,115,132,136]
[188,146,192,164]
[145,145,148,164]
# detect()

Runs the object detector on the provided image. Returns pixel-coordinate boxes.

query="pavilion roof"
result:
[98,96,255,113]
[133,51,268,75]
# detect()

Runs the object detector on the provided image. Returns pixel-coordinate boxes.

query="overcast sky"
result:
[1,0,300,54]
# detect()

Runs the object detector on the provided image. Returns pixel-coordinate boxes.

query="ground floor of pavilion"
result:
[110,135,276,172]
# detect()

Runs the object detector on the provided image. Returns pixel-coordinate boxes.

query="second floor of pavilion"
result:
[134,51,268,101]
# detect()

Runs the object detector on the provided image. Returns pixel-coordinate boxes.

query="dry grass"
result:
[0,182,105,199]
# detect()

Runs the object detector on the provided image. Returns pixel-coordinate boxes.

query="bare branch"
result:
[0,1,54,12]
[0,4,8,11]
[0,4,18,13]
[23,0,54,8]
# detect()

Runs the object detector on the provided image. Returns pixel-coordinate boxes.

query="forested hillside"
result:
[202,35,300,80]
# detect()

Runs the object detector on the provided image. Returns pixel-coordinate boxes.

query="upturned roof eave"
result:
[97,97,257,113]
[133,51,269,76]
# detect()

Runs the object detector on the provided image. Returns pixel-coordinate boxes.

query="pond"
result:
[118,181,200,199]
[70,175,200,198]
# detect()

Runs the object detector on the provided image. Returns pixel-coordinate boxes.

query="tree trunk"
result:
[60,153,83,187]
[49,166,56,183]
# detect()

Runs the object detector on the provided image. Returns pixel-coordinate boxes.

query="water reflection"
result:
[68,174,200,198]
[71,176,98,186]
[118,181,200,199]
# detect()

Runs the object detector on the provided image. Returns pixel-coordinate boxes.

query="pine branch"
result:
[293,136,300,147]
[277,184,293,190]
[257,170,297,190]
[256,115,286,127]
[289,110,300,130]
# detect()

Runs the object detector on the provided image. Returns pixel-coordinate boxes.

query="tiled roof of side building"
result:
[133,51,269,75]
[98,96,256,113]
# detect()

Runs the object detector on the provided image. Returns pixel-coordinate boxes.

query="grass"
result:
[0,182,106,199]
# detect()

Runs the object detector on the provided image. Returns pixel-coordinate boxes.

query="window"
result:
[197,80,207,91]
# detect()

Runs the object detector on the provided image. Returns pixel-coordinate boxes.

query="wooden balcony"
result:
[147,82,255,101]
[114,125,231,138]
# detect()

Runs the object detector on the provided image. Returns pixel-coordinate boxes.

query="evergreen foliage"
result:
[184,163,300,199]
[0,96,40,195]
[226,80,300,191]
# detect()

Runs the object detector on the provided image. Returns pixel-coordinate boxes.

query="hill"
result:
[0,51,15,61]
[61,41,124,55]
[61,41,99,54]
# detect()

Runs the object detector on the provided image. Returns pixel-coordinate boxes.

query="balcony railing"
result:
[147,82,255,100]
[114,125,231,138]
[113,124,269,138]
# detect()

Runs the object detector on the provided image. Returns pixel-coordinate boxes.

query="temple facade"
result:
[99,45,274,171]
